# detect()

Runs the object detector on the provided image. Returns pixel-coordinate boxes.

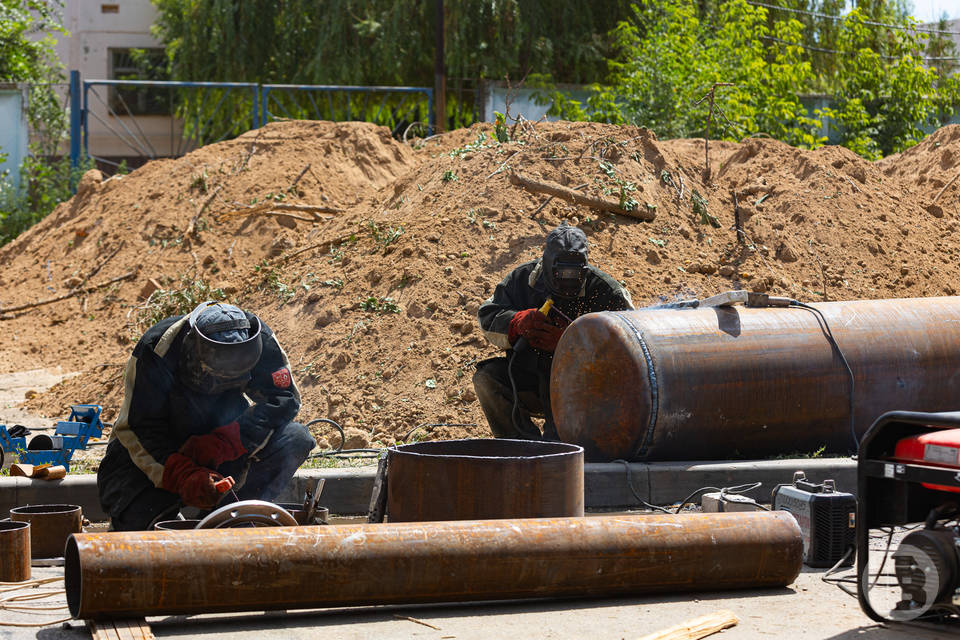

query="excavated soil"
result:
[4,119,960,454]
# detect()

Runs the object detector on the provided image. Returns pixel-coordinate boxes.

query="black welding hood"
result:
[179,301,262,394]
[542,222,588,299]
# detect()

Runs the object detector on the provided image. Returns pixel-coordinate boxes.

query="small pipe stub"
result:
[10,504,82,559]
[0,521,31,582]
[386,438,584,522]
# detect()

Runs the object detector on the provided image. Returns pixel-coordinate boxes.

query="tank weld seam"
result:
[612,312,658,459]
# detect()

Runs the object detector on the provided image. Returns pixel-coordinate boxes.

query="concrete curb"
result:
[0,458,856,521]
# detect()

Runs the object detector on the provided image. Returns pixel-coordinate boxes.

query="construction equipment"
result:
[65,511,803,619]
[857,410,960,628]
[0,405,104,471]
[772,471,856,568]
[552,296,960,461]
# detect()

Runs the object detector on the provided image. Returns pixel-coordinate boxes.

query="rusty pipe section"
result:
[551,296,960,461]
[387,439,583,522]
[0,521,30,582]
[66,512,802,619]
[10,504,82,559]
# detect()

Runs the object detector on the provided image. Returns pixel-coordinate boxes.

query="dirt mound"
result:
[877,124,960,217]
[10,119,960,451]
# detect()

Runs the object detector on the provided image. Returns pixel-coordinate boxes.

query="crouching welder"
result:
[473,222,633,441]
[98,301,315,530]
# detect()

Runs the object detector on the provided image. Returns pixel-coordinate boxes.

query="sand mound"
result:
[7,119,960,449]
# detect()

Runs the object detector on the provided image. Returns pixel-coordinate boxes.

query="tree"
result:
[821,9,957,159]
[543,0,824,148]
[0,0,80,245]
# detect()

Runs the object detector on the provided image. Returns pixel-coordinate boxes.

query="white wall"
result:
[49,1,185,158]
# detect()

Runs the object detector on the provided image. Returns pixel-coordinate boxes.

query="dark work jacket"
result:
[478,259,634,368]
[97,313,301,517]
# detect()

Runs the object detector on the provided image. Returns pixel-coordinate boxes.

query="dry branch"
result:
[509,173,655,221]
[934,169,960,203]
[186,184,224,237]
[1,270,137,315]
[637,609,739,640]
[219,202,343,221]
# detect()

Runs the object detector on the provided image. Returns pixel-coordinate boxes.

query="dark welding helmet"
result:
[179,301,262,394]
[542,222,588,299]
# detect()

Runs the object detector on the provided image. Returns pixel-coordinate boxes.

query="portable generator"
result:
[772,471,856,568]
[858,410,960,627]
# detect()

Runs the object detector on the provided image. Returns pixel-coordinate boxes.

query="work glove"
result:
[527,322,564,352]
[179,421,247,468]
[161,452,228,509]
[508,308,543,345]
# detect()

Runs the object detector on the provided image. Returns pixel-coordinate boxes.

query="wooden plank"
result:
[637,610,739,640]
[87,619,154,640]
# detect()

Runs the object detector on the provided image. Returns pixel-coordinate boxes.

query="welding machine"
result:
[857,410,960,627]
[772,471,856,568]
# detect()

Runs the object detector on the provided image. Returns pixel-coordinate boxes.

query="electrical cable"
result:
[612,460,672,513]
[674,481,768,513]
[790,301,859,453]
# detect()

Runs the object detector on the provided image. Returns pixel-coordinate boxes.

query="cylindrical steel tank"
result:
[551,297,960,461]
[386,439,583,521]
[66,512,802,619]
[10,504,82,559]
[0,521,30,582]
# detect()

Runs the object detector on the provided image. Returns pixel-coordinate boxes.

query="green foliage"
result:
[136,276,226,331]
[540,0,959,159]
[0,1,75,246]
[551,0,824,148]
[151,0,634,131]
[819,9,958,159]
[359,296,401,314]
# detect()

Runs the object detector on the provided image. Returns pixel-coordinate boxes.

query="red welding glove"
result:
[508,308,544,345]
[179,421,247,468]
[161,452,225,509]
[527,322,564,352]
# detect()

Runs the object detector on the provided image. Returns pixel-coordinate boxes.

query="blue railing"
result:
[69,71,434,171]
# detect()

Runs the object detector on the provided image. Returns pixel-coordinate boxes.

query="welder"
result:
[97,301,315,530]
[473,222,633,440]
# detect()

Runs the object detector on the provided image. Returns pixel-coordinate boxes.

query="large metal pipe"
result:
[387,439,583,522]
[66,512,802,619]
[0,521,30,582]
[10,504,82,559]
[551,297,960,461]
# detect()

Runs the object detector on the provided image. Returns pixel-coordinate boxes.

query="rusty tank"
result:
[551,296,960,461]
[386,439,583,522]
[66,512,802,619]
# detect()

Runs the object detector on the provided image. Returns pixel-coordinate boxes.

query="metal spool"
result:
[0,521,30,582]
[386,438,583,522]
[10,504,81,559]
[65,512,803,619]
[551,297,960,461]
[196,500,297,529]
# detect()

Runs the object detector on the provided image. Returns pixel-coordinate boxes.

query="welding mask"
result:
[179,301,263,394]
[542,222,588,299]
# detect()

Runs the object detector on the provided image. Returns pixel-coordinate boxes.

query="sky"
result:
[910,0,959,23]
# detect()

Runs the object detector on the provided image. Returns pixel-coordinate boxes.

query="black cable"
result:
[612,460,672,513]
[791,301,858,453]
[821,546,858,599]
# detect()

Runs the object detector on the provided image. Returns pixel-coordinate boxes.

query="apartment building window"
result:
[108,48,170,116]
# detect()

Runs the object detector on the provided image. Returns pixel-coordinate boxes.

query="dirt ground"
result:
[3,119,960,455]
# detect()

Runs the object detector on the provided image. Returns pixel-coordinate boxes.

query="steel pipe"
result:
[551,297,960,461]
[10,504,82,559]
[386,439,583,522]
[66,512,802,619]
[0,521,30,582]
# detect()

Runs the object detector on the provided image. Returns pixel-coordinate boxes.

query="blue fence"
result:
[69,71,434,171]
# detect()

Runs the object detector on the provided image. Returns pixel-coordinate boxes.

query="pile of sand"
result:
[5,119,959,451]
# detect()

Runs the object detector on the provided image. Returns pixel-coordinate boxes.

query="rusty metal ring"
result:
[196,500,298,529]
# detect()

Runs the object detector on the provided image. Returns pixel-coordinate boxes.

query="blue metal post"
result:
[82,80,90,159]
[253,86,260,129]
[69,70,81,170]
